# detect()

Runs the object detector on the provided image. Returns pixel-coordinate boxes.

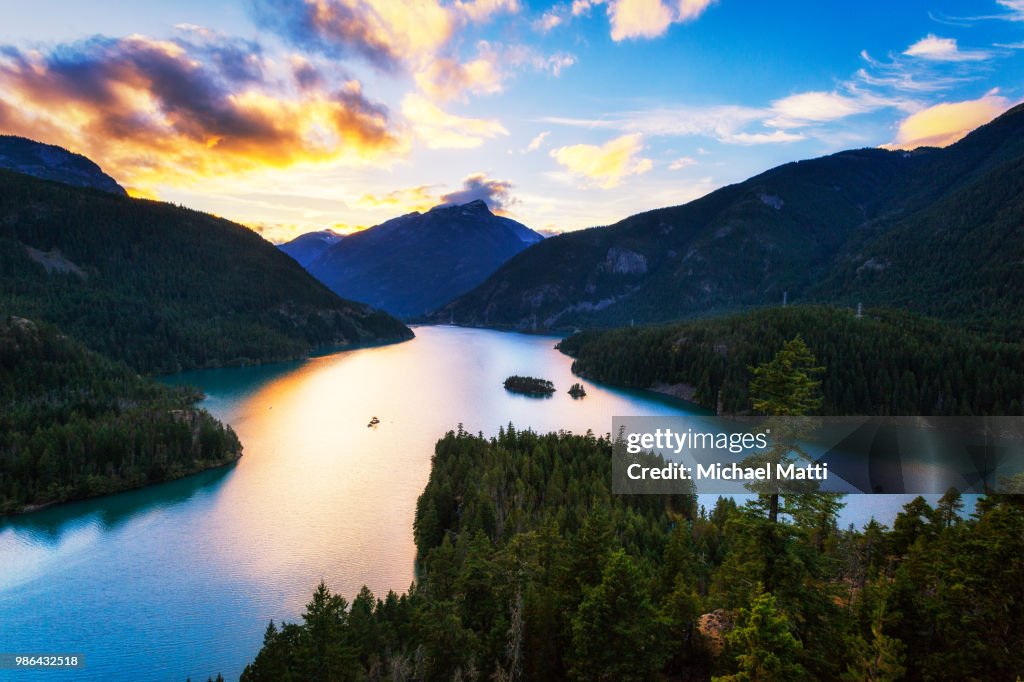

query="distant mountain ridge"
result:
[307,199,543,319]
[279,229,345,267]
[0,135,127,195]
[434,103,1024,334]
[0,167,412,373]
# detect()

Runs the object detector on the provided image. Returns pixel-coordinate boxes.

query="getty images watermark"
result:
[611,416,1024,495]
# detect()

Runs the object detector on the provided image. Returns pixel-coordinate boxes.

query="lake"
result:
[0,326,943,681]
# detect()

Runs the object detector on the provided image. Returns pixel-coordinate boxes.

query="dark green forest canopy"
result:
[0,316,240,513]
[557,305,1024,416]
[242,427,1024,681]
[0,169,411,374]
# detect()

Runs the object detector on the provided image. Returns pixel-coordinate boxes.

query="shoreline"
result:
[3,452,242,517]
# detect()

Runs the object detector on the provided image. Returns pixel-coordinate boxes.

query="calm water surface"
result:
[0,326,940,681]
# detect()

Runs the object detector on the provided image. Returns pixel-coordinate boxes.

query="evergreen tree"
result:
[715,587,808,682]
[570,549,665,681]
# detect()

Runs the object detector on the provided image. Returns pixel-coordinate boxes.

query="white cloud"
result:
[668,156,696,170]
[526,131,550,151]
[608,0,715,41]
[904,34,992,61]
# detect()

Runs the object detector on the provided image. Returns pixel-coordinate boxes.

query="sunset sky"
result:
[2,0,1023,241]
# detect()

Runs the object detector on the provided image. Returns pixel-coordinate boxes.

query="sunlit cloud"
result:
[414,42,575,102]
[415,50,504,101]
[354,184,438,212]
[883,91,1013,149]
[904,34,992,61]
[345,172,518,215]
[534,0,714,41]
[608,0,715,41]
[401,94,508,148]
[250,0,453,68]
[0,34,402,192]
[251,0,533,103]
[550,133,652,187]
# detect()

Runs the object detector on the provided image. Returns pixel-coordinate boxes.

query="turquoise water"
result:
[0,327,699,681]
[0,326,943,681]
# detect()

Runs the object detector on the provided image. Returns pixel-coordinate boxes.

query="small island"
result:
[503,375,555,396]
[568,382,587,398]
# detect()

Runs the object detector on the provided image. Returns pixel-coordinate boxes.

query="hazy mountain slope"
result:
[279,229,344,267]
[436,103,1024,332]
[0,135,127,195]
[0,168,412,373]
[308,200,543,319]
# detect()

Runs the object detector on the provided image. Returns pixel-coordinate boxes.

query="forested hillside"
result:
[435,103,1024,333]
[558,306,1024,416]
[0,169,412,373]
[0,317,240,513]
[241,426,1024,681]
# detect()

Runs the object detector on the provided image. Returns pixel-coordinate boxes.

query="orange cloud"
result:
[550,133,652,187]
[0,35,403,191]
[608,0,714,41]
[354,185,438,212]
[354,172,517,214]
[884,92,1013,149]
[414,52,504,101]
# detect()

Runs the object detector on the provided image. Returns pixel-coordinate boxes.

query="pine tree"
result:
[748,336,823,417]
[571,549,665,681]
[748,336,825,523]
[715,586,808,682]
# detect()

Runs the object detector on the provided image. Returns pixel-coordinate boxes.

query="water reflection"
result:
[0,326,699,682]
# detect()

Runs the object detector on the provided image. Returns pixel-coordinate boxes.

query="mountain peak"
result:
[306,200,542,318]
[430,198,493,214]
[0,135,127,196]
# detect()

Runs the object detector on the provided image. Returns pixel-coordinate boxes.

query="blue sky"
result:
[1,0,1022,239]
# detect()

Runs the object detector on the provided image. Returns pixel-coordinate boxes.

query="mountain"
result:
[0,167,412,373]
[306,200,543,319]
[0,135,127,195]
[435,104,1024,334]
[279,229,344,267]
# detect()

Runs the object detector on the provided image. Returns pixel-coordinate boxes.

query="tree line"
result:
[0,316,240,513]
[558,306,1024,416]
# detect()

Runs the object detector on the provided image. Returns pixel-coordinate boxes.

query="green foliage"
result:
[0,169,411,373]
[559,306,1024,416]
[715,587,808,682]
[243,427,1024,681]
[0,316,239,513]
[749,336,823,416]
